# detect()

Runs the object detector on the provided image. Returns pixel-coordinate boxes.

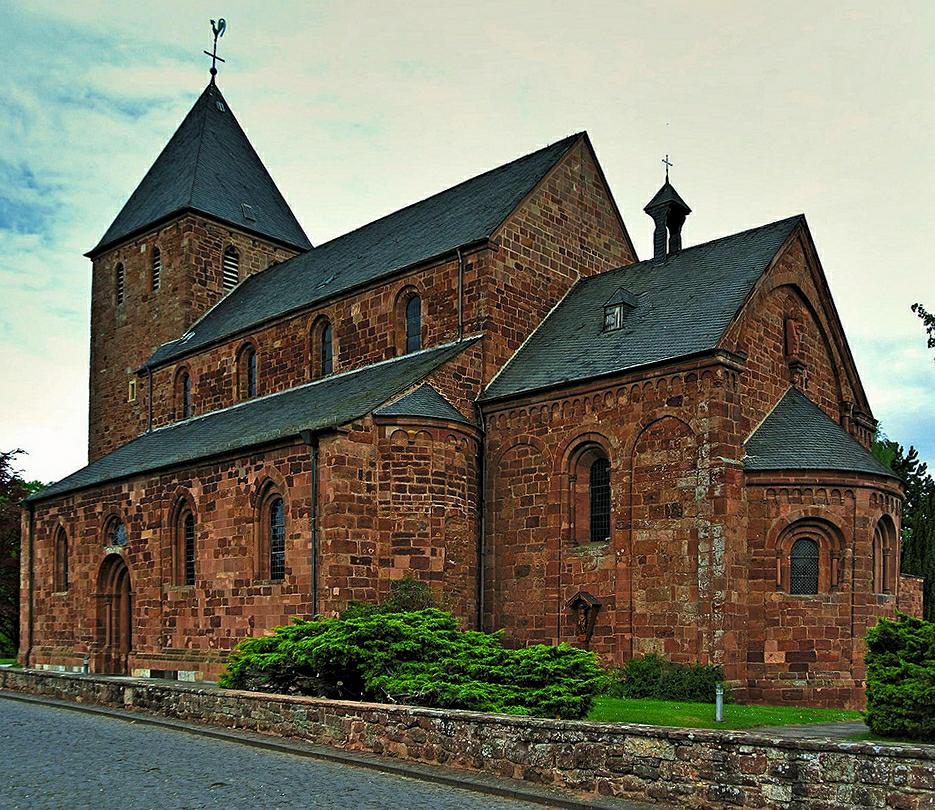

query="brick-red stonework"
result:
[20,133,918,707]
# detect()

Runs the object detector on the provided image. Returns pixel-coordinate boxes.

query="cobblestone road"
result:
[0,698,543,810]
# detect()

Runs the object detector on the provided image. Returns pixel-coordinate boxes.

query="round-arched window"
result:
[789,537,819,595]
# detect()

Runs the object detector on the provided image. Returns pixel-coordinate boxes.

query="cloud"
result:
[1,0,933,484]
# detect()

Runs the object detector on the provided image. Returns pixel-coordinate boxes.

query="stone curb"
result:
[0,690,655,810]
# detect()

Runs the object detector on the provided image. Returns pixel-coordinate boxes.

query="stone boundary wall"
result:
[2,670,933,809]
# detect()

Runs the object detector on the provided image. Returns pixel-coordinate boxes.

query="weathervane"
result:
[204,18,227,83]
[662,154,673,182]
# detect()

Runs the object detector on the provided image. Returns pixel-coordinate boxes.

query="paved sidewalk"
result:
[756,720,869,740]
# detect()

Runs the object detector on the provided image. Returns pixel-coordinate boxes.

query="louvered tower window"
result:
[151,247,161,292]
[222,246,240,291]
[115,263,125,305]
[269,497,286,581]
[790,537,820,595]
[589,457,611,542]
[183,511,196,586]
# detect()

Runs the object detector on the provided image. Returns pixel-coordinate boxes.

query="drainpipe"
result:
[23,501,35,667]
[299,430,320,616]
[147,367,154,432]
[477,413,486,631]
[456,248,465,342]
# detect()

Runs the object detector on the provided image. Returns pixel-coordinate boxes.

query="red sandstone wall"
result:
[898,574,924,617]
[744,473,904,708]
[89,215,300,459]
[481,357,748,679]
[23,442,315,676]
[483,138,635,382]
[721,231,861,439]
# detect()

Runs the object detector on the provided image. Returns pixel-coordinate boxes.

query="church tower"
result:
[85,80,311,460]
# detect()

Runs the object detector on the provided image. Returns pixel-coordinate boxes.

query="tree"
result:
[912,302,935,356]
[873,436,935,621]
[0,451,45,656]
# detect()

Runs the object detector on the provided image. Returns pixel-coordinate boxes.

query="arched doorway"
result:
[95,554,132,674]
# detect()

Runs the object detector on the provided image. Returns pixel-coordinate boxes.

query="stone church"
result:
[20,76,921,708]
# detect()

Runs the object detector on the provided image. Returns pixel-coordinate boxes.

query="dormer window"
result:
[602,287,637,332]
[604,304,625,331]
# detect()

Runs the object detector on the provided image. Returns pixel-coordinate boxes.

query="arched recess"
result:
[309,315,335,379]
[174,366,192,419]
[252,474,289,582]
[488,438,550,642]
[558,433,613,545]
[53,525,69,592]
[773,516,845,594]
[168,492,198,586]
[629,415,701,663]
[236,342,258,400]
[873,514,899,595]
[95,554,132,674]
[394,285,423,355]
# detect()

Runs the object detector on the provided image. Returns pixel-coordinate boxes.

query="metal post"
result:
[82,654,90,675]
[715,683,724,723]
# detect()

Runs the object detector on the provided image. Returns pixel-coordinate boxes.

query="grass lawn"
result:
[587,696,862,730]
[0,657,20,667]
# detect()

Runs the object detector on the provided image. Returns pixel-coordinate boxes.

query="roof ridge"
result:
[150,337,480,434]
[186,83,213,207]
[595,213,804,280]
[744,386,794,444]
[306,133,583,255]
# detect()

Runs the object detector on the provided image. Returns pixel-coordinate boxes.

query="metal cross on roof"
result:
[204,18,227,83]
[662,154,673,181]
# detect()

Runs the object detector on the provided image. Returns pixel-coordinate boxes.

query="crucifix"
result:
[204,18,227,83]
[662,154,673,181]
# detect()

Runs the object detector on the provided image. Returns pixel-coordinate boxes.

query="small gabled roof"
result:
[483,215,802,401]
[89,82,311,257]
[643,180,691,213]
[375,384,473,426]
[29,339,478,503]
[744,388,897,479]
[144,133,583,368]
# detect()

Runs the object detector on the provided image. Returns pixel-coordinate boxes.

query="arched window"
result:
[179,510,196,586]
[222,246,240,291]
[115,263,125,305]
[872,526,885,594]
[54,527,69,592]
[320,321,334,376]
[789,537,820,595]
[405,294,422,353]
[589,457,611,542]
[105,517,128,548]
[237,344,258,399]
[151,246,162,292]
[269,497,286,581]
[568,442,612,544]
[176,369,192,419]
[873,516,898,595]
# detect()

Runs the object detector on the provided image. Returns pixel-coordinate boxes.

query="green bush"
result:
[220,608,606,719]
[341,576,438,619]
[864,613,935,742]
[605,654,729,703]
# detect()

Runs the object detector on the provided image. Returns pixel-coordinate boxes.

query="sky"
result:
[0,0,933,484]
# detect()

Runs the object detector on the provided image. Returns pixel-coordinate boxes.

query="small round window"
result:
[107,519,128,547]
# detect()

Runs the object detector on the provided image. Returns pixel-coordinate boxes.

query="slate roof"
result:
[483,215,803,401]
[744,388,897,479]
[29,339,478,503]
[644,180,691,213]
[375,384,473,426]
[89,82,311,257]
[144,133,583,368]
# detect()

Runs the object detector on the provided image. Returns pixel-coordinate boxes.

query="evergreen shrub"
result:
[605,653,728,702]
[864,613,935,741]
[219,607,606,719]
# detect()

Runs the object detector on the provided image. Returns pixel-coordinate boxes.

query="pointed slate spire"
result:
[644,180,691,262]
[88,82,311,257]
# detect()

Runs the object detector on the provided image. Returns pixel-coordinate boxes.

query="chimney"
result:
[643,180,691,262]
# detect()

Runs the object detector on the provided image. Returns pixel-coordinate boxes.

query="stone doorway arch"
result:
[94,554,132,674]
